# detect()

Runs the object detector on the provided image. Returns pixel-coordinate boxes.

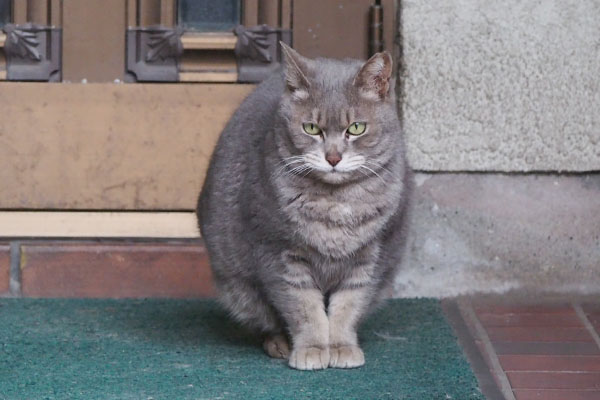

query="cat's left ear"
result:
[280,41,311,101]
[353,51,393,101]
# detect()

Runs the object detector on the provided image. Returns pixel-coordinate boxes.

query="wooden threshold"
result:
[0,211,200,238]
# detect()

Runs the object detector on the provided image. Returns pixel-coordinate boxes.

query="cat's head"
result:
[277,42,400,185]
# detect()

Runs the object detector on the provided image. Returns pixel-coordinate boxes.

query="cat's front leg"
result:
[277,254,330,370]
[327,266,376,369]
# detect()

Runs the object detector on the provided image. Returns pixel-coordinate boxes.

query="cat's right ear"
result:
[280,41,311,101]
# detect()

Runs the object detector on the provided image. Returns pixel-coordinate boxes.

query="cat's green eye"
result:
[302,122,322,135]
[347,122,367,136]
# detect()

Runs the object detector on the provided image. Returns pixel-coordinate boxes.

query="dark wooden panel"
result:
[293,0,373,59]
[62,0,127,82]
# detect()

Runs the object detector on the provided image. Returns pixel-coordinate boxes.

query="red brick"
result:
[500,355,600,372]
[514,389,600,400]
[475,304,574,314]
[507,372,600,390]
[479,312,582,327]
[0,243,9,294]
[20,241,215,298]
[487,327,593,343]
[494,342,600,356]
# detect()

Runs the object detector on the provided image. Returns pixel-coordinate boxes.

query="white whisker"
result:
[360,165,385,183]
[288,164,313,177]
[273,159,305,179]
[364,160,394,175]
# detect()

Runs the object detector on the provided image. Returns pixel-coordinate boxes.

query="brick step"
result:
[446,299,600,400]
[0,240,215,298]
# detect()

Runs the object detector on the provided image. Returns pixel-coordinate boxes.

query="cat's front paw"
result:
[263,334,290,359]
[288,346,330,370]
[329,345,365,369]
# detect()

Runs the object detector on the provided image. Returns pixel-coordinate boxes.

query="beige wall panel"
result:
[62,0,127,83]
[0,82,254,210]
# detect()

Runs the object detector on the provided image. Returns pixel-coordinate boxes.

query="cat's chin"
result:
[316,170,357,185]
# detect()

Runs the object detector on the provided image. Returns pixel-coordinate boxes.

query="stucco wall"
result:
[400,0,600,172]
[396,173,600,297]
[395,1,600,297]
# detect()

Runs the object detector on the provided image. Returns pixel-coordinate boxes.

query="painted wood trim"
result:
[0,212,200,238]
[181,33,237,50]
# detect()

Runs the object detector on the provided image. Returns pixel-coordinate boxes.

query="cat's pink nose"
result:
[326,152,342,167]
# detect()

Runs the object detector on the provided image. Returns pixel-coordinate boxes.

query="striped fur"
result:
[197,47,412,369]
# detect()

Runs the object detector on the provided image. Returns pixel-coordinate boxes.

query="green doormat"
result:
[0,299,482,400]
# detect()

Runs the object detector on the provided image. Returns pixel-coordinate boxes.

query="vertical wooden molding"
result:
[382,0,395,54]
[49,0,62,26]
[160,0,175,27]
[127,0,138,27]
[279,0,292,30]
[27,0,49,25]
[13,0,28,23]
[257,0,277,27]
[243,0,258,27]
[138,0,160,27]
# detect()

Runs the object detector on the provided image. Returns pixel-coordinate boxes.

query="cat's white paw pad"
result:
[288,346,330,370]
[329,345,365,369]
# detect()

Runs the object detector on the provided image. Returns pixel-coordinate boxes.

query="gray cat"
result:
[197,43,412,370]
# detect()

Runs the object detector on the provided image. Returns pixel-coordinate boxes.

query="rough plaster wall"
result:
[400,0,600,172]
[394,173,600,297]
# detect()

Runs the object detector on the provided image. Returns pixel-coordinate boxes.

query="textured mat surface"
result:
[0,299,483,399]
